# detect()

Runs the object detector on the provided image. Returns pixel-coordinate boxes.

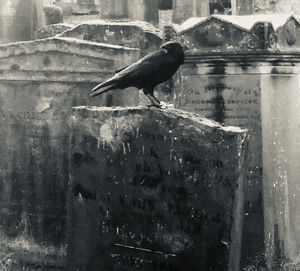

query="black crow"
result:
[91,41,185,107]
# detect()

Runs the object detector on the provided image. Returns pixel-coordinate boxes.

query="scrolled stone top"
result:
[167,14,300,54]
[172,14,298,34]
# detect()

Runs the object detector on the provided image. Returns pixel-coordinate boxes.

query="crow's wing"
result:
[91,50,168,96]
[116,50,170,85]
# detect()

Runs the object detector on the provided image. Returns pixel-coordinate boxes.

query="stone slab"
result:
[0,0,45,43]
[175,67,264,267]
[67,106,248,271]
[0,36,141,268]
[57,21,162,56]
[174,58,300,269]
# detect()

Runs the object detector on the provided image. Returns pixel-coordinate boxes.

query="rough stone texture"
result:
[99,0,128,19]
[55,0,76,16]
[34,23,74,39]
[58,21,162,56]
[127,0,159,26]
[172,0,209,24]
[236,0,254,14]
[0,37,140,269]
[73,0,98,15]
[176,62,264,269]
[99,0,159,25]
[44,5,64,25]
[171,14,300,270]
[261,74,300,270]
[67,106,248,271]
[236,0,300,15]
[0,0,45,44]
[167,14,300,54]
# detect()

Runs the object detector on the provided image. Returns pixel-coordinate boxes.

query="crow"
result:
[91,41,185,108]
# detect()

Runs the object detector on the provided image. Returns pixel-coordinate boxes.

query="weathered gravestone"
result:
[170,14,300,270]
[68,106,248,271]
[72,0,98,15]
[172,0,209,24]
[34,23,74,39]
[127,0,159,26]
[0,37,140,269]
[43,5,64,25]
[57,20,162,56]
[99,0,128,19]
[0,0,45,43]
[235,0,300,15]
[99,0,159,25]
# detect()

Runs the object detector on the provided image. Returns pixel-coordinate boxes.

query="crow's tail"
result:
[90,79,118,97]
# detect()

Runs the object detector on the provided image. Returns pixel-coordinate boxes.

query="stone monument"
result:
[99,0,159,26]
[172,0,209,24]
[67,106,248,271]
[169,14,300,270]
[0,37,140,269]
[0,0,45,44]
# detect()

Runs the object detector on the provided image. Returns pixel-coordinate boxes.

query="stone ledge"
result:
[0,37,139,59]
[72,106,247,135]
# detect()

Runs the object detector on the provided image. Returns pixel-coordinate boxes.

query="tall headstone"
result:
[172,0,209,24]
[127,0,159,26]
[169,14,300,270]
[236,0,254,14]
[99,0,128,19]
[99,0,159,25]
[0,0,45,44]
[67,106,248,271]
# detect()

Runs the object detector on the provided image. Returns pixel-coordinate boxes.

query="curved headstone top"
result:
[166,14,300,54]
[58,20,162,39]
[57,20,162,56]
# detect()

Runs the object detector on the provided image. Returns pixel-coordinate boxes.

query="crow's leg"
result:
[143,88,161,107]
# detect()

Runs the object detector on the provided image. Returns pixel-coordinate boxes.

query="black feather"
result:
[91,41,185,106]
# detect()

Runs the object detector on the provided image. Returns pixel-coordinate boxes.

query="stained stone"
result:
[171,14,300,269]
[0,37,140,268]
[0,0,45,43]
[67,106,248,271]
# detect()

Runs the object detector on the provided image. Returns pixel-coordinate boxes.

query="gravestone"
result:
[34,23,74,39]
[172,0,209,24]
[43,5,64,25]
[127,0,159,26]
[57,21,162,56]
[0,37,140,269]
[73,0,98,15]
[99,0,159,26]
[171,14,300,270]
[0,0,45,43]
[234,0,300,15]
[99,0,128,19]
[68,106,248,271]
[236,0,254,14]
